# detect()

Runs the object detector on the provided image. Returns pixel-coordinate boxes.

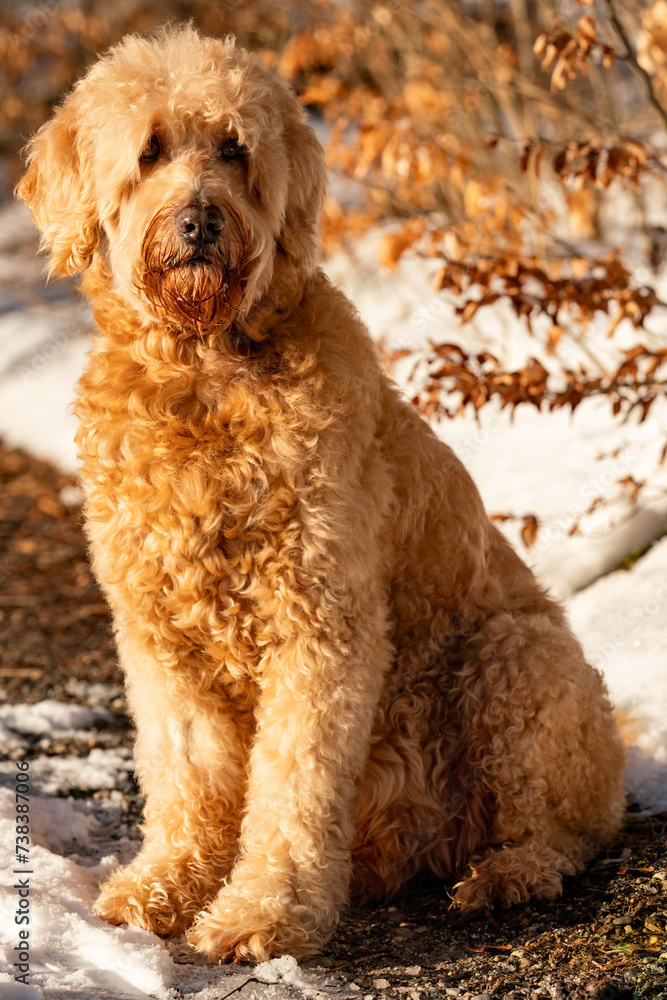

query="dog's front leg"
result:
[95,623,249,936]
[188,584,392,962]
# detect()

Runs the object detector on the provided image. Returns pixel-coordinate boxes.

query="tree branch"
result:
[603,0,667,134]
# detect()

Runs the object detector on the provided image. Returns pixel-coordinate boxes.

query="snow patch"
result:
[568,535,667,814]
[625,747,667,816]
[255,954,345,997]
[0,701,113,744]
[0,975,44,999]
[0,747,133,797]
[0,788,98,855]
[0,782,175,999]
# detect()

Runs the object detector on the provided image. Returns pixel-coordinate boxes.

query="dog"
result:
[16,24,626,963]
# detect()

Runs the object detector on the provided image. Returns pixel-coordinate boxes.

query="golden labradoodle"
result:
[17,25,625,963]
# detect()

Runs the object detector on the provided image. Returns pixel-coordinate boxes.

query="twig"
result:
[0,667,43,679]
[327,168,426,217]
[603,0,667,134]
[217,976,256,1000]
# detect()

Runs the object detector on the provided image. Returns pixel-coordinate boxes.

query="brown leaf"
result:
[547,325,564,353]
[468,944,513,954]
[577,14,599,45]
[378,219,426,271]
[459,300,482,323]
[533,33,548,59]
[521,515,539,548]
[520,141,533,173]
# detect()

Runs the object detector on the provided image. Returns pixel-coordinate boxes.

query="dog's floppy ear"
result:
[278,95,327,278]
[16,93,98,277]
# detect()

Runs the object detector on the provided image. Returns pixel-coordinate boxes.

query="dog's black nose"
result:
[176,204,224,246]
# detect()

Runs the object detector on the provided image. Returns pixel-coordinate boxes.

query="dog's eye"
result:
[140,135,161,163]
[220,137,246,162]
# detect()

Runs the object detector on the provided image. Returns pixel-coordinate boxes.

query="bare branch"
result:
[602,0,667,133]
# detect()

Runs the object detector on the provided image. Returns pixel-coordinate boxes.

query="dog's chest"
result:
[81,419,300,680]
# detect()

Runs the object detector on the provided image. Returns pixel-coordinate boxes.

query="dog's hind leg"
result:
[453,837,581,909]
[447,610,625,911]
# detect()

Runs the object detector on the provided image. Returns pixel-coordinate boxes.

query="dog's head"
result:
[16,24,326,338]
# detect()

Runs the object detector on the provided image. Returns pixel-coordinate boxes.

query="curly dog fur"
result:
[17,24,626,963]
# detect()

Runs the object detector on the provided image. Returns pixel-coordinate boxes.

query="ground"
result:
[1,440,666,1000]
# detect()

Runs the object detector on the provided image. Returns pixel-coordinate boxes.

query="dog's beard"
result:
[141,209,248,336]
[148,260,245,336]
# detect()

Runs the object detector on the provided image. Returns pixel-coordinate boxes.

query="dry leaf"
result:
[521,515,539,548]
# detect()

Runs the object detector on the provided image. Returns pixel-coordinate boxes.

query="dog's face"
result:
[16,26,326,336]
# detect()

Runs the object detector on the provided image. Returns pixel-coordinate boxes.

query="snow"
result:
[0,701,113,748]
[568,535,667,814]
[327,227,667,599]
[0,978,43,999]
[0,787,176,999]
[0,763,348,998]
[254,955,342,995]
[0,199,666,995]
[0,747,134,798]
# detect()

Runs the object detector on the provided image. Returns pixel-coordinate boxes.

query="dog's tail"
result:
[613,706,643,747]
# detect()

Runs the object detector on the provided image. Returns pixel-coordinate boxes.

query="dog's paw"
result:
[451,844,570,911]
[187,882,321,962]
[95,859,208,937]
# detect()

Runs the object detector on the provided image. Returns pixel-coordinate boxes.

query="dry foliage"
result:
[4,0,667,545]
[413,339,667,424]
[275,0,667,546]
[533,15,616,93]
[0,1,314,155]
